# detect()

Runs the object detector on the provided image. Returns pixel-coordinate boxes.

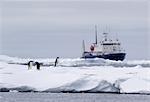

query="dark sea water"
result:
[0,92,150,102]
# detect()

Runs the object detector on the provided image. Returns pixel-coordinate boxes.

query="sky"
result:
[0,0,150,60]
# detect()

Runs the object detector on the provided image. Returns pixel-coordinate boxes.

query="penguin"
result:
[35,62,40,70]
[27,61,34,70]
[54,57,59,67]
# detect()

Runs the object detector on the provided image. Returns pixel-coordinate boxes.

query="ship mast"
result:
[103,32,108,41]
[82,40,85,57]
[95,25,98,44]
[82,40,85,52]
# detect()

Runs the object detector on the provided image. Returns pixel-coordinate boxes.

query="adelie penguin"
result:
[27,61,34,70]
[54,57,59,67]
[35,62,40,70]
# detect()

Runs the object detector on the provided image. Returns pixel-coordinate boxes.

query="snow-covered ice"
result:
[0,55,150,93]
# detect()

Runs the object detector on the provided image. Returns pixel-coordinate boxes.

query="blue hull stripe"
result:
[82,53,126,61]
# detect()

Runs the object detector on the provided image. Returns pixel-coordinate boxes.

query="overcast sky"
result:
[0,0,150,60]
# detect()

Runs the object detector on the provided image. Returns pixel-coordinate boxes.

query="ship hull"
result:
[82,52,126,61]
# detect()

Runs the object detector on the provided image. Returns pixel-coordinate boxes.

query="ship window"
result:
[113,46,116,51]
[102,43,113,45]
[102,43,120,45]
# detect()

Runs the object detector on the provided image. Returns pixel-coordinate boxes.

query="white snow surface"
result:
[0,55,150,93]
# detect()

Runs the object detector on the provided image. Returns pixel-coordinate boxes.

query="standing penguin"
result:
[27,61,34,70]
[35,62,40,70]
[54,57,59,67]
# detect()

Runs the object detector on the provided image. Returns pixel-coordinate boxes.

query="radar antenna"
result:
[103,32,108,41]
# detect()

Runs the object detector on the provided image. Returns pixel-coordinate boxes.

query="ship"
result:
[82,26,126,61]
